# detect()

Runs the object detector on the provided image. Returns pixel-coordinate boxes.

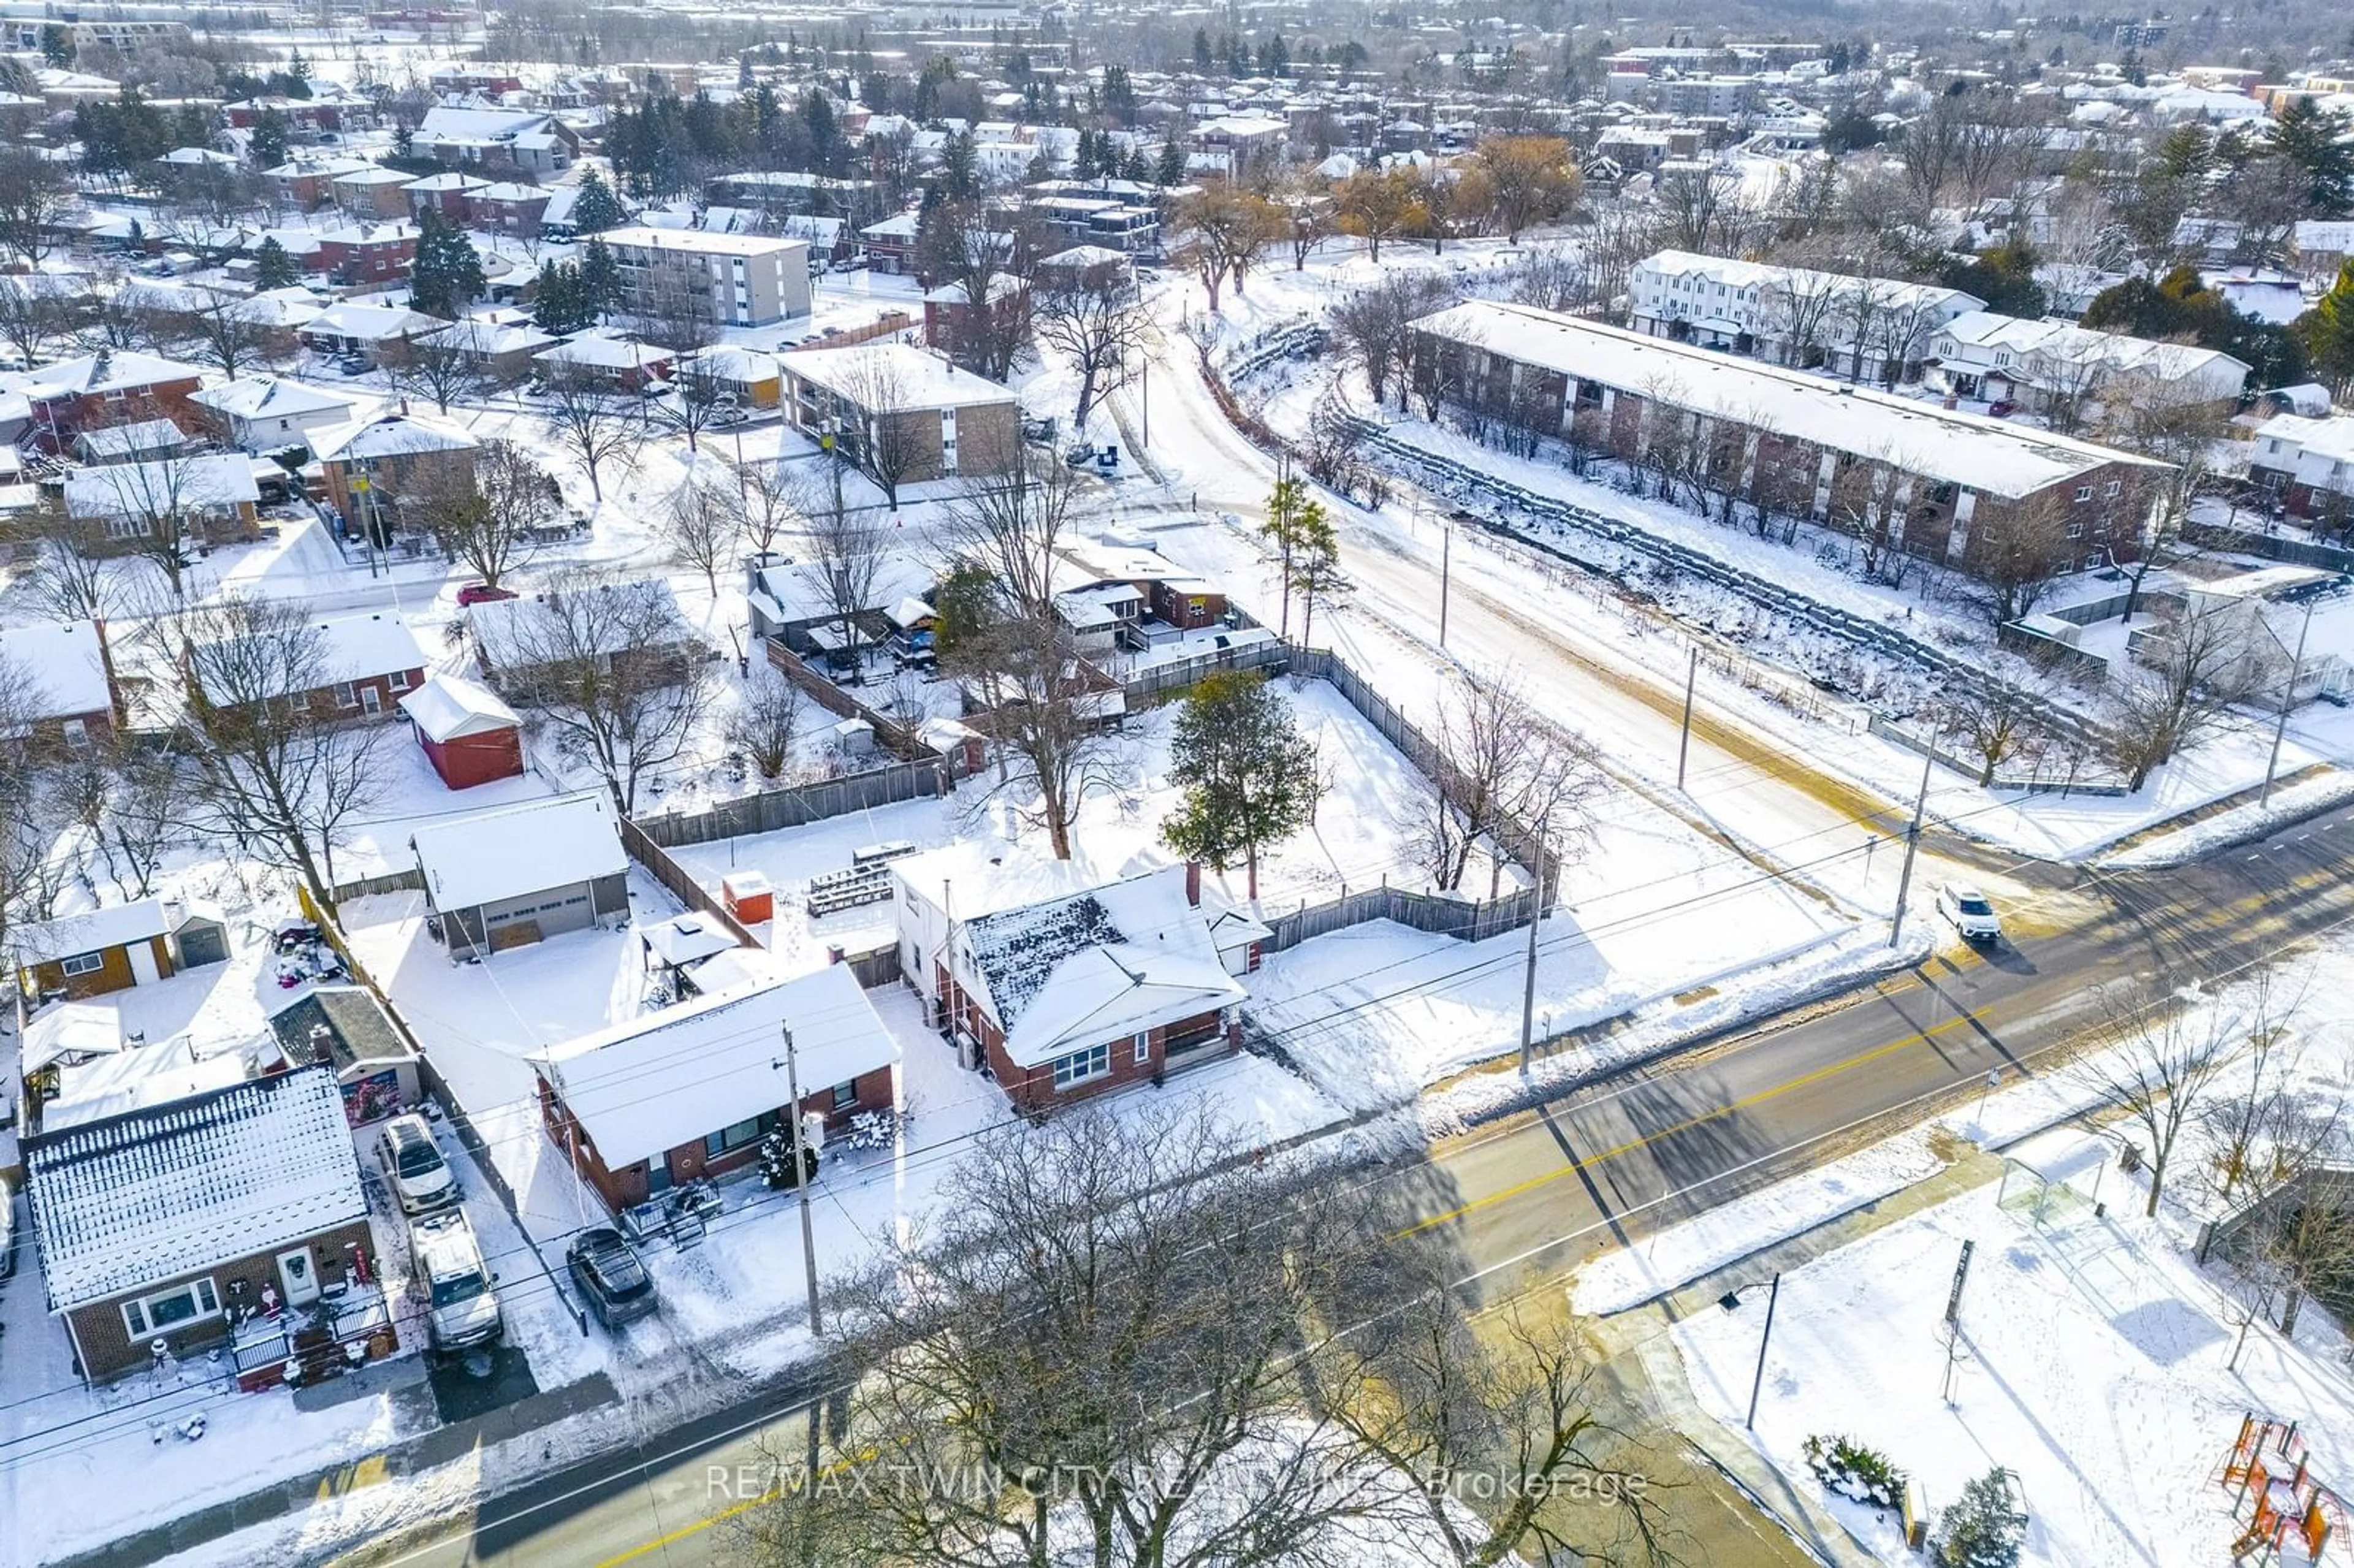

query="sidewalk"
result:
[56,1372,619,1568]
[1587,1147,2008,1568]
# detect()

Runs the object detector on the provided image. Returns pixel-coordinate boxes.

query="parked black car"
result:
[568,1227,658,1327]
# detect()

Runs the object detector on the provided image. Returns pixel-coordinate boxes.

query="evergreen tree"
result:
[1260,471,1329,639]
[1942,239,2045,319]
[2268,96,2354,216]
[39,23,70,67]
[1157,137,1186,187]
[2299,259,2354,394]
[251,236,301,291]
[1935,1470,2026,1568]
[940,129,978,197]
[1160,671,1320,900]
[533,261,598,335]
[409,211,486,319]
[577,237,619,316]
[392,121,414,160]
[1122,146,1151,184]
[570,167,627,234]
[1194,27,1214,71]
[247,107,289,172]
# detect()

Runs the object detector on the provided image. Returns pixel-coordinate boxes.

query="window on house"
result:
[335,682,357,708]
[63,717,88,749]
[1133,1032,1151,1065]
[1051,1043,1111,1089]
[706,1110,780,1158]
[2087,552,2106,569]
[831,1081,856,1111]
[389,670,411,691]
[2073,485,2092,503]
[61,951,105,976]
[121,1276,220,1339]
[2105,481,2122,498]
[2066,520,2085,539]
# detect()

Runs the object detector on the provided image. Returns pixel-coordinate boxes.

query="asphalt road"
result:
[337,793,2354,1568]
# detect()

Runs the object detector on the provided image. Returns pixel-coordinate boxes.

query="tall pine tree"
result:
[570,166,627,234]
[409,211,486,318]
[1160,671,1320,900]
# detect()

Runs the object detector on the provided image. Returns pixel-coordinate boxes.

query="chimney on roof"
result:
[1184,861,1201,907]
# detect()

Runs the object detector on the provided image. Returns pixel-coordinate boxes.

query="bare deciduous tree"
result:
[659,473,742,596]
[2075,978,2236,1217]
[1329,272,1459,411]
[727,663,806,780]
[734,1105,1401,1568]
[1034,275,1146,433]
[539,364,641,503]
[417,438,555,590]
[939,447,1075,618]
[1409,672,1604,896]
[479,572,713,813]
[2106,599,2255,788]
[176,594,391,915]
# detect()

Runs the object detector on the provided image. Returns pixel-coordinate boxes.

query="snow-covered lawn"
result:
[1669,1171,2354,1567]
[658,677,1523,976]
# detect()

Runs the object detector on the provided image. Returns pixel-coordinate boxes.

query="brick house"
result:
[533,962,902,1212]
[21,1067,389,1383]
[314,222,419,288]
[62,452,263,550]
[779,342,1020,492]
[330,165,414,219]
[186,609,427,725]
[858,211,921,276]
[467,181,554,240]
[310,409,479,541]
[2,349,206,454]
[1407,302,2174,579]
[892,854,1260,1114]
[398,671,524,790]
[402,170,488,221]
[0,620,120,755]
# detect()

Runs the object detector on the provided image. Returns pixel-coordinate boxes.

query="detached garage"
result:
[399,672,524,790]
[411,794,631,960]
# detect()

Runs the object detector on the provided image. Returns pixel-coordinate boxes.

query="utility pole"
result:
[776,1025,823,1335]
[1141,358,1150,449]
[1887,740,1935,950]
[2260,597,2317,809]
[1519,809,1550,1072]
[1745,1273,1781,1429]
[1438,519,1452,648]
[1676,645,1699,790]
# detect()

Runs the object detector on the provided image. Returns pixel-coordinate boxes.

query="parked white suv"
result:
[379,1114,457,1214]
[409,1211,504,1353]
[1937,884,2003,945]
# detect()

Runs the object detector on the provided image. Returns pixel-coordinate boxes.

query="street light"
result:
[1720,1274,1785,1429]
[1718,1273,1783,1429]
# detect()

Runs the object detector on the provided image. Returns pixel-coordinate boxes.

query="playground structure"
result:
[2223,1412,2344,1564]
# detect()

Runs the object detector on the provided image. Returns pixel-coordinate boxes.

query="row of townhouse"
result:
[1409,300,2174,579]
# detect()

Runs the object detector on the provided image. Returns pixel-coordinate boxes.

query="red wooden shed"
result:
[398,672,524,790]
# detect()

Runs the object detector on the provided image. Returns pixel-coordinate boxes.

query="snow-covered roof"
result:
[752,550,937,625]
[39,1033,252,1132]
[21,999,128,1076]
[2255,411,2354,466]
[0,349,201,400]
[0,620,112,721]
[601,224,807,261]
[531,332,668,371]
[1634,248,1981,318]
[13,899,170,967]
[190,376,352,423]
[25,1066,367,1311]
[191,609,424,704]
[63,452,258,519]
[398,671,519,741]
[74,417,186,459]
[471,577,690,660]
[310,409,479,462]
[1933,310,2251,389]
[953,864,1246,1067]
[1412,302,2170,499]
[417,318,558,356]
[411,793,627,912]
[780,342,1016,413]
[535,964,899,1169]
[300,301,438,343]
[639,914,739,969]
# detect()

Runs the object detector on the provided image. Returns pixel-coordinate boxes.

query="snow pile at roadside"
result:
[1574,1128,1947,1314]
[2100,768,2354,869]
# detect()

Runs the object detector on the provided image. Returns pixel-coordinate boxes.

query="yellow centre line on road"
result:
[590,1445,879,1568]
[1390,991,1988,1241]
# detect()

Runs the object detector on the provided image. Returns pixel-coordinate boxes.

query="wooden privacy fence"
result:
[619,818,761,950]
[1260,878,1541,954]
[632,756,951,848]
